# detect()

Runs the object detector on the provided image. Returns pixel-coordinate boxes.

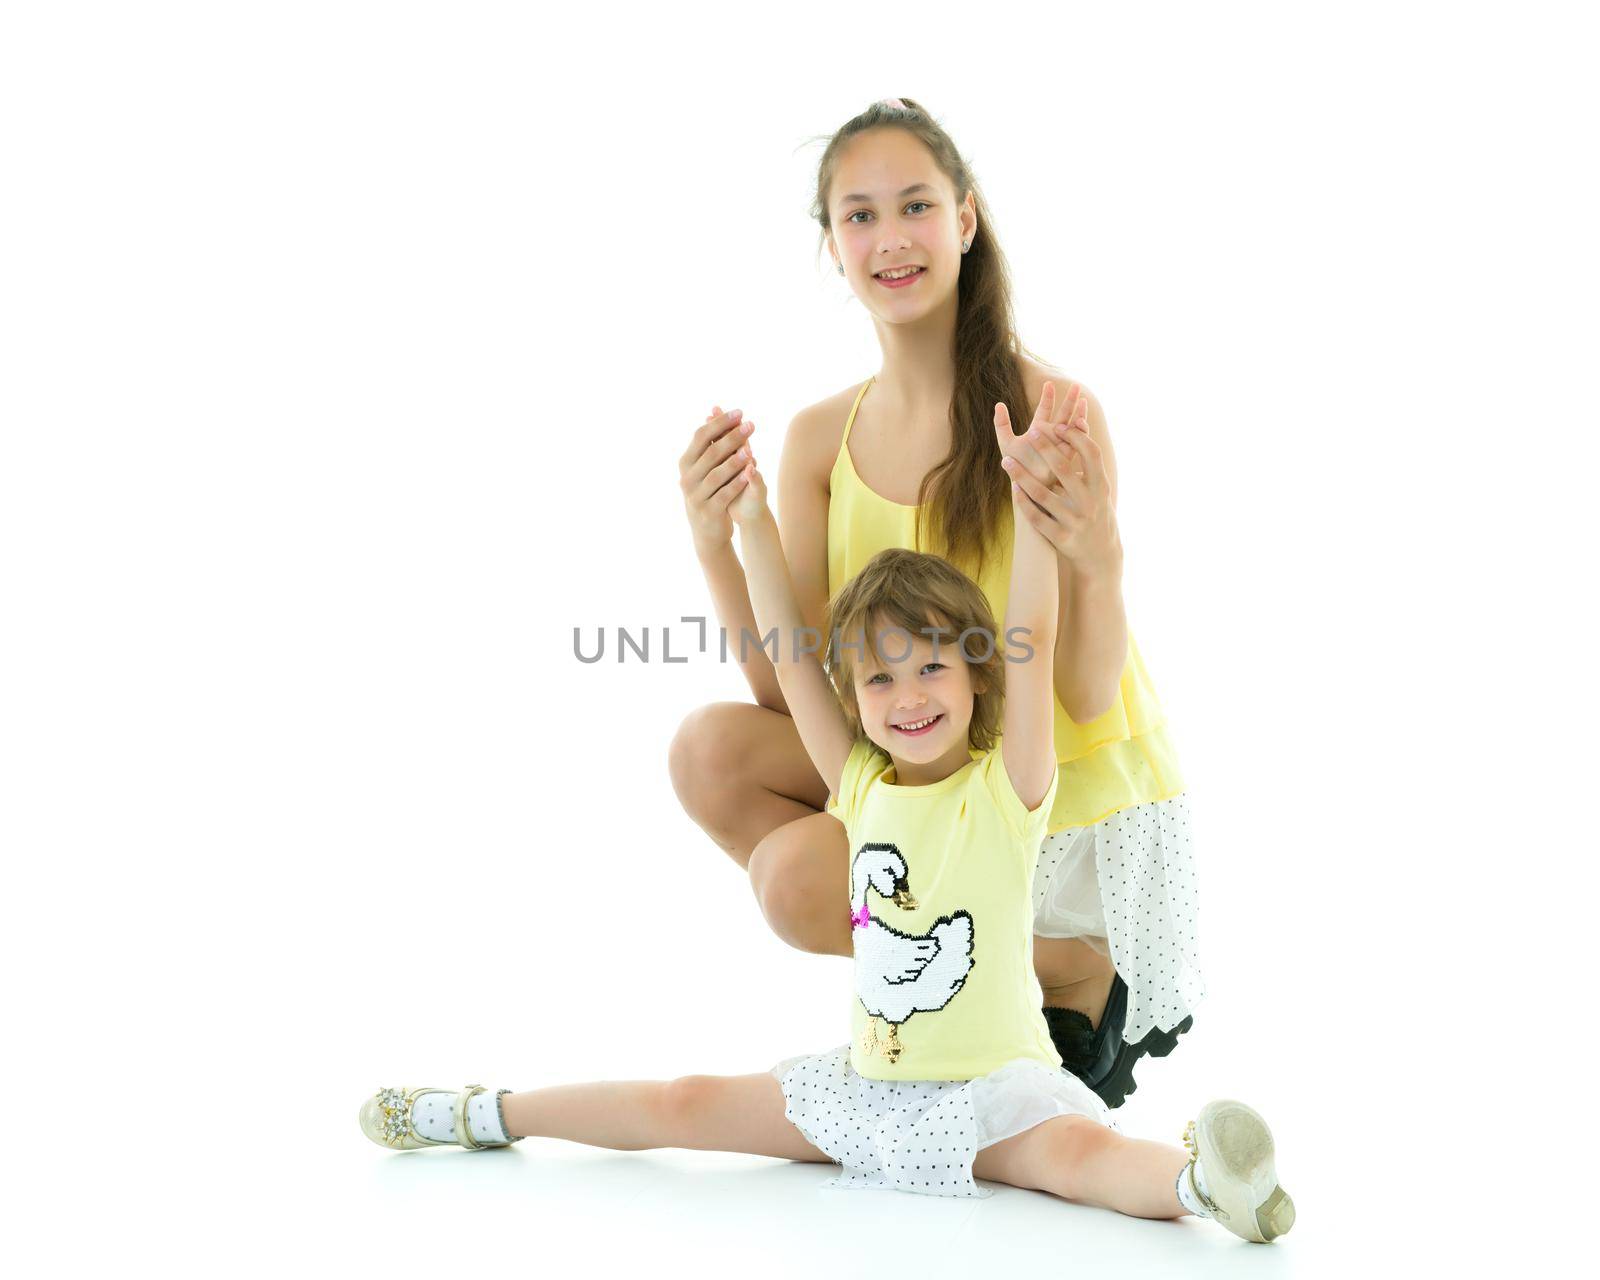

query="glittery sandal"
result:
[358,1085,520,1151]
[1181,1099,1295,1243]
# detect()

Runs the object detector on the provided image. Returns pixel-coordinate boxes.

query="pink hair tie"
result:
[882,97,907,111]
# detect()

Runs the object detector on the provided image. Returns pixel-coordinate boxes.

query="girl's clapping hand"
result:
[679,406,756,554]
[995,381,1121,575]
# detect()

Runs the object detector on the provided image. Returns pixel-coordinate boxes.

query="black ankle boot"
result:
[1043,972,1194,1109]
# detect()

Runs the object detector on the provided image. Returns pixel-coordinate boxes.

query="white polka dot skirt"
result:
[769,1045,1116,1198]
[1032,792,1206,1046]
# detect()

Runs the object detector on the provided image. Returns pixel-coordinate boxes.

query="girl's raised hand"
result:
[726,451,770,527]
[995,381,1121,575]
[992,379,1086,479]
[679,405,756,556]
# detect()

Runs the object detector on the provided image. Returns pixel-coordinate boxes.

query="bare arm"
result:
[694,540,786,710]
[993,381,1130,725]
[1051,388,1128,723]
[775,405,834,684]
[1054,559,1127,724]
[730,466,855,799]
[679,406,785,710]
[998,457,1060,813]
[681,407,834,715]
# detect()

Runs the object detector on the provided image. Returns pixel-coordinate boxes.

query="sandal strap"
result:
[454,1083,488,1149]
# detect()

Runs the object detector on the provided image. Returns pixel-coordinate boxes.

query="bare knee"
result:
[658,1074,721,1143]
[748,822,850,957]
[668,703,746,823]
[749,837,814,947]
[1044,1115,1120,1202]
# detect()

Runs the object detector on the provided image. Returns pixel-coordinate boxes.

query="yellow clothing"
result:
[829,736,1063,1081]
[827,375,1185,833]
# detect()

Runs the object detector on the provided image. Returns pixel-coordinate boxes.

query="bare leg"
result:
[1034,936,1117,1028]
[497,1071,832,1163]
[747,811,852,957]
[500,1074,1190,1221]
[972,1113,1193,1219]
[668,703,831,870]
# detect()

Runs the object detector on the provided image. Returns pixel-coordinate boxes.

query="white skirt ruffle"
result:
[770,1044,1116,1199]
[1031,791,1205,1045]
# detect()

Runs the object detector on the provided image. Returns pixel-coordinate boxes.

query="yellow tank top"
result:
[826,376,1185,833]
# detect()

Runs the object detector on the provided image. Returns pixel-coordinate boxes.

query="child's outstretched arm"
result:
[727,456,855,800]
[996,413,1061,812]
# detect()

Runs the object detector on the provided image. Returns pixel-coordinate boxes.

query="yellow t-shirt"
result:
[829,736,1064,1081]
[827,375,1187,833]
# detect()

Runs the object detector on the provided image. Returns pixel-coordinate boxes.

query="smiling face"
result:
[852,615,984,783]
[827,128,976,311]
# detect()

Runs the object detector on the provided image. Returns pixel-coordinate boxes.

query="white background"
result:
[3,2,1594,1276]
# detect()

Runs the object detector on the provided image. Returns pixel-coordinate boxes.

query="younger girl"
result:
[357,452,1295,1243]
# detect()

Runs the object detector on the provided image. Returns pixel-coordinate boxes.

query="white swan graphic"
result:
[850,842,975,1064]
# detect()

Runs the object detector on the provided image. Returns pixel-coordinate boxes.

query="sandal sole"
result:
[1195,1099,1295,1243]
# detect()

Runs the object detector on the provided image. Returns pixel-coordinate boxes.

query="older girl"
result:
[672,98,1200,1104]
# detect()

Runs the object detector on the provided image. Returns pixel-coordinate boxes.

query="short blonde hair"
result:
[823,548,1005,751]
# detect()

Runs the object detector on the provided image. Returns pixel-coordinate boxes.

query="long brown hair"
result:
[804,98,1049,582]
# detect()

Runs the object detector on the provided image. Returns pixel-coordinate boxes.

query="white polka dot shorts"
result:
[770,1045,1115,1198]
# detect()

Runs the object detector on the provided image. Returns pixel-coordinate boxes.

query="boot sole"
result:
[1092,1013,1194,1108]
